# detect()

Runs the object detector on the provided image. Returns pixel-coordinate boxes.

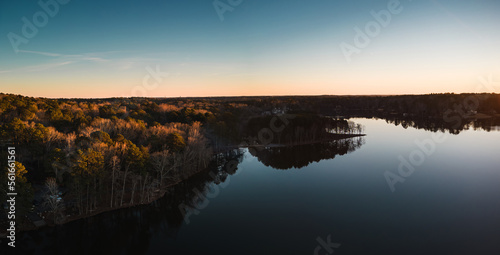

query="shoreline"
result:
[0,134,365,238]
[0,167,208,238]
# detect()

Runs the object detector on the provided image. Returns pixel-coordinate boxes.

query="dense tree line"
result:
[0,94,216,222]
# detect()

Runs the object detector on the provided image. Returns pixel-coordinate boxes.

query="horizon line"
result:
[1,92,497,100]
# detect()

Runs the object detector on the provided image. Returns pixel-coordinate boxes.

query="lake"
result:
[6,118,500,254]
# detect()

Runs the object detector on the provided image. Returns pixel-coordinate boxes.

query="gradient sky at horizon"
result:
[1,0,499,98]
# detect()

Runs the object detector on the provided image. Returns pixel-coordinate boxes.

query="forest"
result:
[0,92,499,232]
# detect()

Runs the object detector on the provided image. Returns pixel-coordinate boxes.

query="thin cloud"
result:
[17,50,64,57]
[81,57,108,62]
[8,50,171,72]
[1,61,74,73]
[18,50,109,63]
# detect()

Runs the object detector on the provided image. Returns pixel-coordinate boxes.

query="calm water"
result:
[4,118,500,254]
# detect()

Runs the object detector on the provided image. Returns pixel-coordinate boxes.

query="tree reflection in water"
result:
[14,150,245,255]
[383,116,500,134]
[12,134,365,254]
[248,136,365,170]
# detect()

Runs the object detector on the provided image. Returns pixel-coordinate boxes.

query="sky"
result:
[0,0,500,98]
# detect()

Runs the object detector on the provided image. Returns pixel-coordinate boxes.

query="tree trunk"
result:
[130,179,137,204]
[94,176,97,211]
[121,165,129,206]
[141,173,148,203]
[86,183,89,214]
[111,167,115,208]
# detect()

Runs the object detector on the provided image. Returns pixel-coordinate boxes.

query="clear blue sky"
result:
[1,0,499,98]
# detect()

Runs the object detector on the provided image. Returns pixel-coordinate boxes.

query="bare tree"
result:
[151,150,171,187]
[120,164,129,206]
[45,127,63,152]
[43,177,65,224]
[140,173,149,203]
[110,155,120,208]
[129,177,138,205]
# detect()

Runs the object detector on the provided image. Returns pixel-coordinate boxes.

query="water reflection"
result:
[10,150,245,255]
[4,118,500,254]
[249,137,365,170]
[5,136,367,254]
[382,116,500,134]
[10,136,364,253]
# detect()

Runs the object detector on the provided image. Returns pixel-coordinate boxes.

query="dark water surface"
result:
[4,118,500,254]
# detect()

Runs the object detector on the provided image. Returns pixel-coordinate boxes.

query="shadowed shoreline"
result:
[241,133,366,148]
